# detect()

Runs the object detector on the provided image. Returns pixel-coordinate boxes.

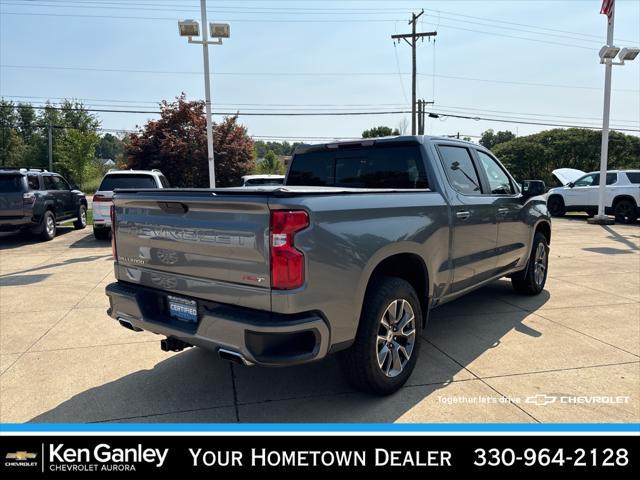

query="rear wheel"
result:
[39,210,56,241]
[93,226,110,240]
[74,205,87,229]
[511,232,549,295]
[614,199,637,224]
[547,196,565,217]
[338,276,422,395]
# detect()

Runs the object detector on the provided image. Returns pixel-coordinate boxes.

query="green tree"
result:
[255,151,285,174]
[125,94,254,187]
[0,100,22,166]
[96,133,124,160]
[362,126,400,138]
[493,128,640,186]
[58,129,100,187]
[479,129,516,149]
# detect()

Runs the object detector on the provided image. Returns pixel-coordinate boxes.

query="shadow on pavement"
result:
[0,254,112,280]
[0,227,75,249]
[69,234,111,249]
[29,280,547,423]
[0,273,51,286]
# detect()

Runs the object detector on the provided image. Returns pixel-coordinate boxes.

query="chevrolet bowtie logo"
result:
[6,451,37,461]
[525,394,557,406]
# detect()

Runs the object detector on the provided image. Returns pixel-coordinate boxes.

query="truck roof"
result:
[293,135,475,154]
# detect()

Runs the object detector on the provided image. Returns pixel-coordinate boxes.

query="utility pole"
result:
[416,99,434,135]
[200,0,215,189]
[591,1,616,225]
[48,122,53,171]
[177,1,230,189]
[391,10,437,135]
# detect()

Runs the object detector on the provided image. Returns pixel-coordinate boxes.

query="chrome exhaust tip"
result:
[218,348,254,366]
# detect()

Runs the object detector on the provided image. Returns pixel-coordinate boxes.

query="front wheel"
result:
[74,205,87,230]
[547,196,565,217]
[511,232,549,295]
[338,276,422,395]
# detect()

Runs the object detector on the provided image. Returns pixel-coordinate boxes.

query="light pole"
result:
[178,1,230,188]
[589,3,639,224]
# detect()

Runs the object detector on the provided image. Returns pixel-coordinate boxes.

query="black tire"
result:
[547,196,566,217]
[511,232,549,295]
[39,210,56,241]
[613,199,637,224]
[74,204,87,230]
[338,276,423,396]
[93,227,110,240]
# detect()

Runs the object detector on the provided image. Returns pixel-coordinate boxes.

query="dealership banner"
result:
[0,435,635,475]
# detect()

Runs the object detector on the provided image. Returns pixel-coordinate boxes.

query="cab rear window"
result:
[99,174,158,190]
[0,174,24,193]
[287,144,428,189]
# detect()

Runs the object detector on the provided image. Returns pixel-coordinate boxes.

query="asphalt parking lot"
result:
[0,217,638,424]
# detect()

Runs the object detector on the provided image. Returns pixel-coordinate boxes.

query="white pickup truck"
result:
[547,169,640,223]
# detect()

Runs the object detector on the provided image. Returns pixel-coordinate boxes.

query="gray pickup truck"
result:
[106,136,550,394]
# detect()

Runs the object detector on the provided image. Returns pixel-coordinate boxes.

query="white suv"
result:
[92,169,169,239]
[547,169,640,223]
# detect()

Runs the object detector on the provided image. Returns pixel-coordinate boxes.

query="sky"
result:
[1,0,639,143]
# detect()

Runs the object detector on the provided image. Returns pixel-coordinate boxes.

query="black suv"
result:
[0,167,88,241]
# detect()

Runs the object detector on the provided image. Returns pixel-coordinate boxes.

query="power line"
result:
[3,0,637,44]
[2,9,636,50]
[5,95,638,124]
[12,103,640,132]
[2,64,637,93]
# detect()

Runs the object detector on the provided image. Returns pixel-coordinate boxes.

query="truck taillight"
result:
[110,205,117,261]
[93,194,111,202]
[270,210,309,290]
[22,192,35,205]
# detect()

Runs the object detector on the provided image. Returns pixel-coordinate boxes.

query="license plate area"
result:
[167,295,198,324]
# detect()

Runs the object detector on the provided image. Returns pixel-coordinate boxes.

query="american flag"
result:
[600,0,614,22]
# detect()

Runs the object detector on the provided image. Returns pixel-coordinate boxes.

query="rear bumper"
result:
[105,281,331,366]
[0,216,35,231]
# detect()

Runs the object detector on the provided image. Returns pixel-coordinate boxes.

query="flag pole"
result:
[591,1,615,225]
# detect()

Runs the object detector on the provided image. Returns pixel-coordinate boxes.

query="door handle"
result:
[456,210,471,220]
[497,207,509,215]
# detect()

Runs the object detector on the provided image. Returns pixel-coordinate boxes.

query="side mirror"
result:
[567,182,574,188]
[521,180,546,199]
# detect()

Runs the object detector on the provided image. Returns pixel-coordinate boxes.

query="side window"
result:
[43,176,56,190]
[52,176,70,191]
[626,172,640,184]
[476,151,514,195]
[574,174,596,187]
[27,175,40,190]
[437,145,482,195]
[158,175,170,188]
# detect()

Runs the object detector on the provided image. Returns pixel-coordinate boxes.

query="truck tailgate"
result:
[112,191,271,311]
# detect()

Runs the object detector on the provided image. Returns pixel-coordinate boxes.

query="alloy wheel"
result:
[376,299,416,378]
[534,242,547,287]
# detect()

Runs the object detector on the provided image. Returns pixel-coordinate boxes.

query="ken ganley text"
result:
[190,448,452,468]
[48,444,168,472]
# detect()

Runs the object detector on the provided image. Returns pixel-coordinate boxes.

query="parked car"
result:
[0,167,87,240]
[548,169,640,223]
[92,169,169,239]
[105,136,551,395]
[240,174,285,187]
